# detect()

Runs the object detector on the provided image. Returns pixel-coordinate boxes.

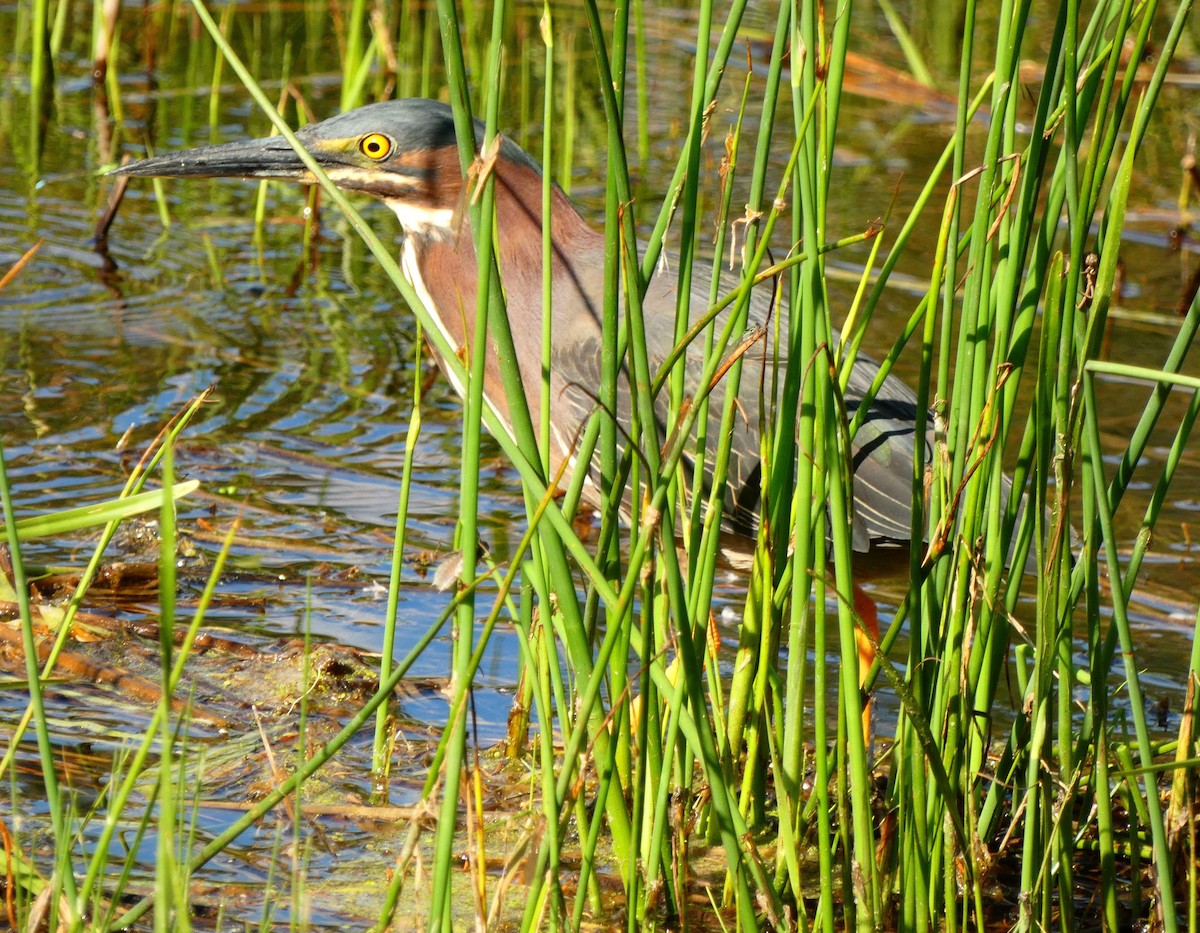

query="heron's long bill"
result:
[111,136,317,181]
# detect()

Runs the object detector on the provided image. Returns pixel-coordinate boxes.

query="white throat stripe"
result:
[386,202,455,238]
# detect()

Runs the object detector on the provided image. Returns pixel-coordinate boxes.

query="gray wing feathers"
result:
[547,255,926,551]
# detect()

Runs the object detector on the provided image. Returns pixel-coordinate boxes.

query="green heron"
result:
[112,98,923,559]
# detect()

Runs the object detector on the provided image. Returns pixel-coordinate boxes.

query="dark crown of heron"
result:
[295,99,546,237]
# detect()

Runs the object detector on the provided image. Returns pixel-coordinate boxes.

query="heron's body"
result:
[114,98,923,551]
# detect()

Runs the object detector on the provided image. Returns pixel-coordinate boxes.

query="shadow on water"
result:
[2,0,1200,926]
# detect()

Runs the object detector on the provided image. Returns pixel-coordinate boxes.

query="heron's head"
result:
[112,98,539,234]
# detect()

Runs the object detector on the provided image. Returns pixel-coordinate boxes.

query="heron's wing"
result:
[547,255,927,551]
[640,260,925,549]
[841,352,925,545]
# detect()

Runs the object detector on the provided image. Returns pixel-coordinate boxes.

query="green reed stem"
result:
[371,326,423,788]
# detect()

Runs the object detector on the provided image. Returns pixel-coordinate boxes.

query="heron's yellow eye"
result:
[359,133,392,160]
